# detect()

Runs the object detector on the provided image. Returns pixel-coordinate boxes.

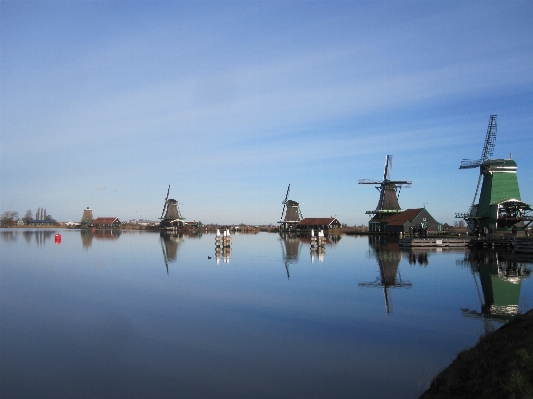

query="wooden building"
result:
[297,217,342,231]
[92,217,121,229]
[369,208,441,234]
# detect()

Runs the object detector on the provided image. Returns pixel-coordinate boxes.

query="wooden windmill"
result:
[456,115,532,232]
[278,184,303,231]
[159,185,185,229]
[359,155,412,232]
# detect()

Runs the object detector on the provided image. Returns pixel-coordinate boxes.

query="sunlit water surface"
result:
[1,229,532,398]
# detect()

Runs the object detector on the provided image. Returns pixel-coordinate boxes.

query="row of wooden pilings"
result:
[215,229,231,264]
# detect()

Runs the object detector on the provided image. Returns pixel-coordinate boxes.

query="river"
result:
[1,229,532,398]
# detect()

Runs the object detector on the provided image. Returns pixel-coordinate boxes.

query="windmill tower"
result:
[456,115,532,233]
[359,155,412,232]
[159,185,185,229]
[278,184,303,231]
[81,207,94,228]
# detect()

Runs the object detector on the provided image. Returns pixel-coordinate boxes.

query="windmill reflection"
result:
[279,232,303,279]
[359,236,412,315]
[460,249,532,332]
[80,229,121,250]
[160,233,184,274]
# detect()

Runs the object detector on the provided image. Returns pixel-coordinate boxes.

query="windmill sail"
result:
[359,155,412,214]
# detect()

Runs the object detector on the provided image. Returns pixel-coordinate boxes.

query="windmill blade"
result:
[161,185,170,219]
[383,155,392,180]
[480,115,497,162]
[470,174,483,208]
[458,115,497,169]
[281,184,290,220]
[283,184,290,203]
[358,179,383,184]
[459,159,483,169]
[160,201,168,220]
[388,180,412,186]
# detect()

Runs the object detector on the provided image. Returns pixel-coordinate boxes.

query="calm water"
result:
[1,229,532,398]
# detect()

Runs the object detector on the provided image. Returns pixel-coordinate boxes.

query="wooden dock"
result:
[399,237,469,247]
[514,241,533,254]
[468,237,516,249]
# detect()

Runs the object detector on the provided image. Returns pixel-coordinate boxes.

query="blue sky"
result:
[1,1,532,225]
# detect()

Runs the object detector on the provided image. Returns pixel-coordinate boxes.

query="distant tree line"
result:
[33,208,53,221]
[1,208,54,226]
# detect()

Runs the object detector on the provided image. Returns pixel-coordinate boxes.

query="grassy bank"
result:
[420,309,533,398]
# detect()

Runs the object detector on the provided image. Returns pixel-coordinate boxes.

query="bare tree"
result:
[1,211,19,226]
[22,210,33,224]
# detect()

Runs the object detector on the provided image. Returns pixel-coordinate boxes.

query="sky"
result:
[1,1,532,226]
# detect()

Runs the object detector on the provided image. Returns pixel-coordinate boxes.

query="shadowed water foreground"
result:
[1,229,532,398]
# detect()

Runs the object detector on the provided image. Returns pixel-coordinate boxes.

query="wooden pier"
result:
[399,237,469,247]
[468,237,516,249]
[513,241,533,254]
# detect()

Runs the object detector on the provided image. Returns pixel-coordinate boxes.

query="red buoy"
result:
[55,233,61,244]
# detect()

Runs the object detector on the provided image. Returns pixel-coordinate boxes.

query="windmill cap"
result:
[482,158,517,168]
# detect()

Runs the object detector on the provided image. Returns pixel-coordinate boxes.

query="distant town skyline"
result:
[1,1,532,226]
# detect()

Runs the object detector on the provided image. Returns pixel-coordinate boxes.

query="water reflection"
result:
[459,249,532,332]
[1,229,58,247]
[215,246,231,264]
[278,232,342,277]
[160,233,185,274]
[80,229,122,249]
[279,232,303,278]
[359,236,412,315]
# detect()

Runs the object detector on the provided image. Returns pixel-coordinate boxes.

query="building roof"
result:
[298,217,339,226]
[386,208,424,226]
[93,217,120,224]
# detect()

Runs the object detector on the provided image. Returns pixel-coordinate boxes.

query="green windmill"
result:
[456,115,532,233]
